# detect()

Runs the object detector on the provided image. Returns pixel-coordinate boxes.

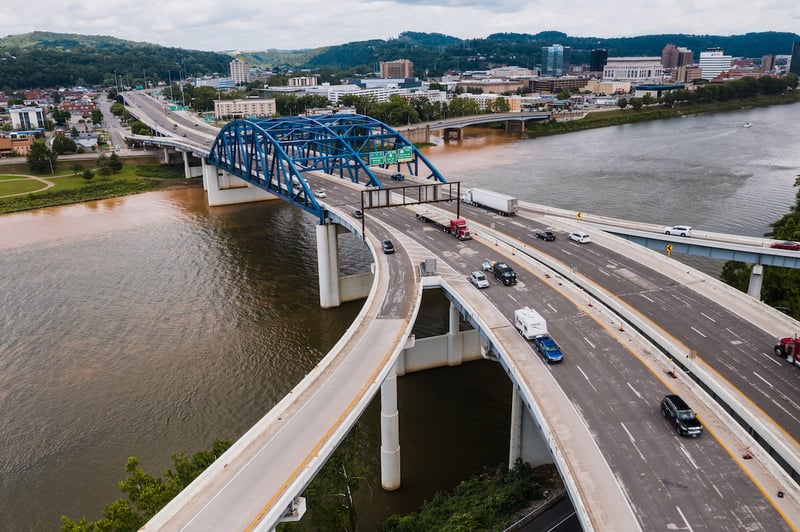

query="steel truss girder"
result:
[205,114,447,220]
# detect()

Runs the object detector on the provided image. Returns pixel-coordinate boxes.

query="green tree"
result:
[26,139,56,174]
[618,98,628,109]
[447,96,480,117]
[50,108,72,126]
[91,109,103,124]
[110,102,125,116]
[82,169,94,181]
[52,135,78,155]
[107,152,124,172]
[556,90,571,101]
[71,162,84,175]
[61,439,232,531]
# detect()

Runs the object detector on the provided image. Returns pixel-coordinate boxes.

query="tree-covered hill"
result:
[1,30,798,90]
[0,31,232,90]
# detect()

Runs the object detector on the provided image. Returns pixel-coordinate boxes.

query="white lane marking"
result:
[676,505,695,532]
[508,294,518,303]
[759,352,783,367]
[547,303,557,313]
[725,327,743,340]
[598,268,611,277]
[712,484,724,499]
[620,422,648,463]
[752,371,774,390]
[584,337,596,349]
[639,293,655,303]
[627,382,642,399]
[679,445,699,470]
[690,326,707,338]
[576,366,599,393]
[700,312,716,323]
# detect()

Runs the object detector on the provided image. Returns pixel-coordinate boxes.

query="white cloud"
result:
[1,0,798,51]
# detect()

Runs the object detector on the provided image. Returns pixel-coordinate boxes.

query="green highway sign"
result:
[385,150,398,164]
[397,146,413,162]
[369,152,385,165]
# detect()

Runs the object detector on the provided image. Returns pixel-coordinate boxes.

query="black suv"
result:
[535,230,556,241]
[661,394,702,437]
[493,262,517,286]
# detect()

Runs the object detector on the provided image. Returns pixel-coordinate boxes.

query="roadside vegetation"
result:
[0,155,188,214]
[720,177,800,320]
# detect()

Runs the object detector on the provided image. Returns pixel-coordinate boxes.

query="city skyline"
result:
[2,0,799,53]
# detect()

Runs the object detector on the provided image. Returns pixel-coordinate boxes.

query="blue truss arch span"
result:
[206,114,447,220]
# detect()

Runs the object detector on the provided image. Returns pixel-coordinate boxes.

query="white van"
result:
[514,307,548,340]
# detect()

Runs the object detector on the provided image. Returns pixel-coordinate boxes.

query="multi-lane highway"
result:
[124,93,800,529]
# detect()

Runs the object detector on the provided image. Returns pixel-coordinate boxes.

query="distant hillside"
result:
[0,31,232,89]
[1,30,797,90]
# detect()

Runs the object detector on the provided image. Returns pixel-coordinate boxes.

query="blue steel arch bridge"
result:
[206,113,446,221]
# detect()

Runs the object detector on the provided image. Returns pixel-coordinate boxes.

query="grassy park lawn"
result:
[0,160,190,214]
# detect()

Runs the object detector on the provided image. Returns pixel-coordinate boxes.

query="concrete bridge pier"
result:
[201,160,275,207]
[182,151,203,178]
[509,385,552,468]
[380,362,401,490]
[447,302,464,365]
[316,222,341,309]
[747,263,764,299]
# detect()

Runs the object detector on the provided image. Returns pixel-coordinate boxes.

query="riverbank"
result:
[525,90,800,137]
[0,159,197,214]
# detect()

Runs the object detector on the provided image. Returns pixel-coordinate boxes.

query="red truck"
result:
[774,336,800,364]
[415,212,472,240]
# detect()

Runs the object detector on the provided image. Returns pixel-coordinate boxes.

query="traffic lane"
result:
[399,225,791,530]
[487,211,800,440]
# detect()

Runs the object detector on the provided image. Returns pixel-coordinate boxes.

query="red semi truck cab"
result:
[775,336,800,364]
[449,218,472,240]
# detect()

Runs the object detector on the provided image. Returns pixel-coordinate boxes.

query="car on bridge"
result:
[390,173,405,181]
[352,209,363,219]
[469,271,489,288]
[533,335,563,364]
[536,230,556,241]
[382,239,395,254]
[770,240,800,250]
[661,394,702,437]
[313,189,327,198]
[664,225,692,237]
[569,232,591,244]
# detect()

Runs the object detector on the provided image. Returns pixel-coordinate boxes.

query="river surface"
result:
[1,103,799,530]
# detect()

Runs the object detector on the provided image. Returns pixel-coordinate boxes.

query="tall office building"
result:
[790,42,800,76]
[762,55,776,73]
[379,59,413,78]
[662,44,679,69]
[590,49,608,73]
[230,58,250,85]
[698,48,732,80]
[541,44,572,76]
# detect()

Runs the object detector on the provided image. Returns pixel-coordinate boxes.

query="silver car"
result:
[469,271,490,288]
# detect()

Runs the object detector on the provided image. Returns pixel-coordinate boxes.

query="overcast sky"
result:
[3,0,799,52]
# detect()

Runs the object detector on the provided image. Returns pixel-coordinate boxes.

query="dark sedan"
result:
[535,230,556,241]
[770,240,800,250]
[382,239,395,254]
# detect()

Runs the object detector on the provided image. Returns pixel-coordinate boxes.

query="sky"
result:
[3,0,799,52]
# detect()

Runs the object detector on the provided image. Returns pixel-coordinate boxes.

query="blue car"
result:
[533,336,563,364]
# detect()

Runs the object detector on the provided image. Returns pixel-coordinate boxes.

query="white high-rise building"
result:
[698,48,732,80]
[10,106,46,130]
[230,58,250,85]
[602,57,663,83]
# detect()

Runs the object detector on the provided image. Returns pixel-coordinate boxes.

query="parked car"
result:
[568,232,591,244]
[313,189,327,198]
[352,209,364,219]
[535,230,556,241]
[382,239,395,254]
[664,225,692,237]
[770,240,800,250]
[469,271,490,288]
[661,394,703,437]
[390,173,405,181]
[533,335,563,364]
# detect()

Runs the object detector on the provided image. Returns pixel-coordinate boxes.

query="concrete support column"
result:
[380,366,401,490]
[201,159,210,191]
[182,151,190,178]
[509,385,523,468]
[747,264,764,299]
[316,223,341,309]
[447,302,463,366]
[163,147,169,164]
